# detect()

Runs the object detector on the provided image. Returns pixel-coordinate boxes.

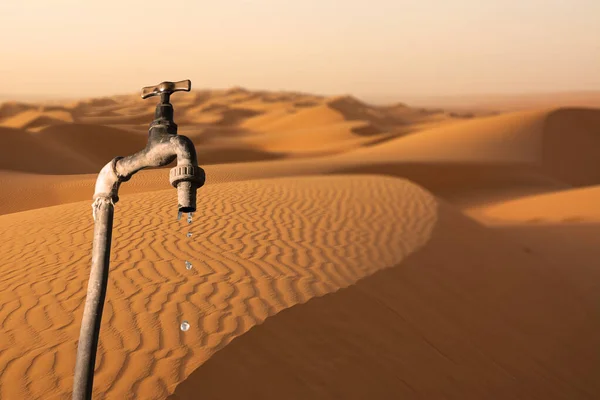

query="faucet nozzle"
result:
[170,165,205,213]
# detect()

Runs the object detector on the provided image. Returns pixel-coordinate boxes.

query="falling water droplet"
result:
[185,261,193,270]
[186,232,192,238]
[177,211,182,221]
[187,212,193,224]
[180,321,190,332]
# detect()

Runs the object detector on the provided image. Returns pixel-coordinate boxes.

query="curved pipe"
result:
[73,132,203,400]
[93,134,199,203]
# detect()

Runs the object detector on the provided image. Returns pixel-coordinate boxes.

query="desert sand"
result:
[1,89,599,399]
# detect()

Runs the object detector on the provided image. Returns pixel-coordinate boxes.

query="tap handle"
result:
[141,80,192,100]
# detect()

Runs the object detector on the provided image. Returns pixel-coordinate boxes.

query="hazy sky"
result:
[1,0,599,100]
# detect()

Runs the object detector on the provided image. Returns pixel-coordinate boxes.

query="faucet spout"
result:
[93,133,204,213]
[167,135,205,212]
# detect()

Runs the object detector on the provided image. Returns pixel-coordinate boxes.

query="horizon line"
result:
[3,87,600,104]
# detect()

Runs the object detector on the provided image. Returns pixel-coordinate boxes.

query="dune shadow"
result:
[350,124,384,136]
[329,162,566,197]
[195,147,286,165]
[200,103,229,113]
[327,96,398,127]
[77,112,154,125]
[494,222,600,300]
[215,108,263,126]
[0,126,100,174]
[34,123,148,170]
[0,101,37,119]
[259,94,298,103]
[293,100,320,108]
[542,108,600,186]
[167,207,600,399]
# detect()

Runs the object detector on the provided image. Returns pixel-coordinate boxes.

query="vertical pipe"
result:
[73,197,115,400]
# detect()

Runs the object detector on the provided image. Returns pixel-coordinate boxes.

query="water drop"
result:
[186,232,192,238]
[180,321,190,332]
[185,261,193,270]
[177,211,182,221]
[187,212,193,224]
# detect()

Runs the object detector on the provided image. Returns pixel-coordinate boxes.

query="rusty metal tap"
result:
[72,80,205,400]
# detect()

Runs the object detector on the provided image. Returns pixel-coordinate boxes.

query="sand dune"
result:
[0,175,439,399]
[344,109,549,163]
[338,107,600,200]
[0,101,37,119]
[243,103,346,131]
[1,89,600,399]
[0,109,74,131]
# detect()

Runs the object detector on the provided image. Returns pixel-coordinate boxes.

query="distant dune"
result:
[388,91,600,113]
[1,89,600,399]
[479,185,600,223]
[0,89,455,175]
[344,107,600,187]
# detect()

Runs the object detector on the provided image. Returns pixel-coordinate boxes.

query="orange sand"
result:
[1,89,599,399]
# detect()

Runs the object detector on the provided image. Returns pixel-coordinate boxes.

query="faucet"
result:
[72,80,205,400]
